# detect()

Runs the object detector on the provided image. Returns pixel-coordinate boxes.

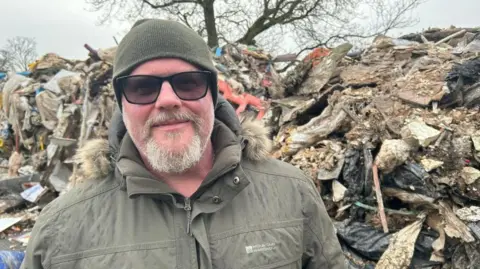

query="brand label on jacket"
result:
[245,242,277,254]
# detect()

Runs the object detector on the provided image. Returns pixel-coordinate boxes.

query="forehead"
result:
[131,58,200,76]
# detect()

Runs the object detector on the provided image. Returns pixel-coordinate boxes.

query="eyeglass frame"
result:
[113,70,215,105]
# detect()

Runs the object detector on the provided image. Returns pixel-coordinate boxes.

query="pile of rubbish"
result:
[266,27,480,268]
[211,26,480,268]
[0,45,117,257]
[0,26,479,268]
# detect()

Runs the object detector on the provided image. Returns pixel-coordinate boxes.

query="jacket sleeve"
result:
[20,213,52,269]
[300,177,347,269]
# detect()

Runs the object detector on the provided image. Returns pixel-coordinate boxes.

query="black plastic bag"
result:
[442,58,480,108]
[336,221,389,260]
[335,220,444,267]
[342,149,373,201]
[340,242,376,269]
[383,163,436,198]
[452,242,480,269]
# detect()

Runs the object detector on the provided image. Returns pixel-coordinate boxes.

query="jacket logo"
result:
[245,242,277,254]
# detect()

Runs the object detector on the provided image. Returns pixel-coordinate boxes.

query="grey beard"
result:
[143,130,205,174]
[124,109,213,175]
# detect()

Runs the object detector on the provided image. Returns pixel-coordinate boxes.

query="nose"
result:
[154,81,182,109]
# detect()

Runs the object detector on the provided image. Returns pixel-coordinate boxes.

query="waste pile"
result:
[267,27,480,268]
[0,26,478,268]
[0,45,117,258]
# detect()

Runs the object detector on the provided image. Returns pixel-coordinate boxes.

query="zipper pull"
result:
[184,197,193,236]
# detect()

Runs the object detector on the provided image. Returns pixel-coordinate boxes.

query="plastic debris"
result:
[0,251,25,269]
[0,26,478,267]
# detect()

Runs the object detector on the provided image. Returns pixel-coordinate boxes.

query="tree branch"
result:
[84,0,425,57]
[142,0,199,8]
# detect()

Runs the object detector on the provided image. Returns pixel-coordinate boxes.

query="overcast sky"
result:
[1,0,479,60]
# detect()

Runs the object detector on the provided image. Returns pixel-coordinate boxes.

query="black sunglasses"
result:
[114,71,213,104]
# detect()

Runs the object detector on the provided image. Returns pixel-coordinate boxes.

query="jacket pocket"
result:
[49,240,176,269]
[209,219,303,269]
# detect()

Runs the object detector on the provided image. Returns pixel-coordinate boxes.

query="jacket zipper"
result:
[184,197,193,236]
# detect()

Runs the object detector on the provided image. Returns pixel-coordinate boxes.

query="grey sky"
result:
[1,0,479,60]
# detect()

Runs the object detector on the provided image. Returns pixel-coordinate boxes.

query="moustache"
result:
[143,111,201,136]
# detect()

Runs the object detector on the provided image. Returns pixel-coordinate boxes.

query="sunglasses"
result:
[114,71,213,104]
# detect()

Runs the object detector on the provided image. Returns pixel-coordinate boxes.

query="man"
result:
[21,19,346,269]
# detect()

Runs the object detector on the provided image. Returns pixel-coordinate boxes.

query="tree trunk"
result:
[236,18,269,45]
[203,0,218,48]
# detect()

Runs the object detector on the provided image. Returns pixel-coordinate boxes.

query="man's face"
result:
[121,58,215,174]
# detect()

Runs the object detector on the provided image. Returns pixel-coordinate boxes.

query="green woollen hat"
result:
[112,19,218,110]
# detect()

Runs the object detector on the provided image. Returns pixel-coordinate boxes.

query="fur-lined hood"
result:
[72,96,272,182]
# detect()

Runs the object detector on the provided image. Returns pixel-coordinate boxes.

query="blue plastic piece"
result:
[215,47,222,57]
[35,87,45,96]
[0,251,25,269]
[16,71,31,77]
[0,73,6,80]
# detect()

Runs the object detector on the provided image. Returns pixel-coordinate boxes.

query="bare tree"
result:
[85,0,426,53]
[0,49,12,72]
[2,37,38,71]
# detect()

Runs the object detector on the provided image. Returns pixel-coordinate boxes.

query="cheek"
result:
[198,92,214,118]
[197,103,215,134]
[122,101,151,128]
[188,98,214,124]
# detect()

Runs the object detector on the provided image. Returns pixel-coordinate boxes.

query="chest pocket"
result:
[210,219,303,269]
[49,241,176,269]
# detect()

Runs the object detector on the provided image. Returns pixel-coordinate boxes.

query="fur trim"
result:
[72,139,112,181]
[73,118,272,180]
[239,116,272,161]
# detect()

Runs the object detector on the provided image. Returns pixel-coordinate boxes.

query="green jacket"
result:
[21,98,346,269]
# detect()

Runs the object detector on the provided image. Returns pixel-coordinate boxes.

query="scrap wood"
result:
[382,187,437,208]
[435,29,468,46]
[283,95,348,155]
[354,201,417,216]
[421,35,430,44]
[433,128,449,148]
[372,164,389,233]
[400,27,480,44]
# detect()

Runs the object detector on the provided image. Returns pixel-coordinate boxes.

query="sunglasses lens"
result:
[120,76,160,104]
[172,72,209,100]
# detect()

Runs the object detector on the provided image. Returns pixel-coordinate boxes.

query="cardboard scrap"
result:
[0,217,23,233]
[376,214,426,269]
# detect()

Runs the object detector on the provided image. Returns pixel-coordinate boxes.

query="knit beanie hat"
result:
[112,19,218,110]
